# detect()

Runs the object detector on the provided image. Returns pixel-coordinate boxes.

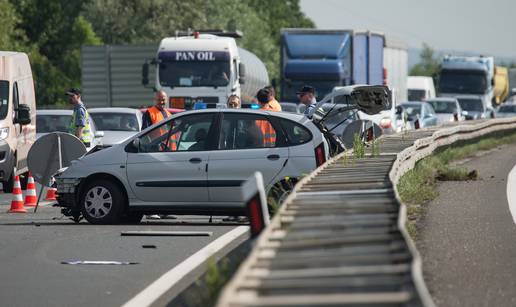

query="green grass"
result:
[398,130,516,239]
[353,133,365,159]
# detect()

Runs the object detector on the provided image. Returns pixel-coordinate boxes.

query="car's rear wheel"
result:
[80,179,123,224]
[267,178,298,215]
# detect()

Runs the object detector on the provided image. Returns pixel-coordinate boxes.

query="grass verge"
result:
[398,129,516,239]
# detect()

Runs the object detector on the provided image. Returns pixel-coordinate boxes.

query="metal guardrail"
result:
[218,118,516,307]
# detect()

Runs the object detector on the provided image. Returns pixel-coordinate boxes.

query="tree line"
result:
[0,0,314,106]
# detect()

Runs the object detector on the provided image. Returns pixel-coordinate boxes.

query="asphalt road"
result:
[0,185,246,307]
[418,142,516,307]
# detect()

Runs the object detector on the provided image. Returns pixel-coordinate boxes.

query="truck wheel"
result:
[80,179,123,224]
[2,165,16,193]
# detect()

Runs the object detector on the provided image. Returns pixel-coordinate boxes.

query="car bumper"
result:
[55,177,82,208]
[0,141,15,181]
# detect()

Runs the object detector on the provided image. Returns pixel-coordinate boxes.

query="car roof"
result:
[89,107,142,115]
[37,109,72,115]
[169,108,312,126]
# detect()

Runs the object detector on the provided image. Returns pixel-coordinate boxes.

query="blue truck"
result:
[279,29,407,103]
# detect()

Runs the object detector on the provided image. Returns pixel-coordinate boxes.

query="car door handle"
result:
[267,154,280,160]
[189,158,202,163]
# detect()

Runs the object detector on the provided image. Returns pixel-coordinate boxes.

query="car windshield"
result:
[0,81,8,120]
[89,113,140,131]
[427,100,458,113]
[158,51,230,87]
[401,105,421,117]
[499,105,516,113]
[36,114,72,133]
[457,98,484,112]
[439,70,487,94]
[408,89,426,101]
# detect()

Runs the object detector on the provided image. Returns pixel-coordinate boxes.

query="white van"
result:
[0,52,36,192]
[407,76,436,101]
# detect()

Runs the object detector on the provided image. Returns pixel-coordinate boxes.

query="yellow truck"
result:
[493,66,509,105]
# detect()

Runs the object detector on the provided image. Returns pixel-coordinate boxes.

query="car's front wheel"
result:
[80,179,123,224]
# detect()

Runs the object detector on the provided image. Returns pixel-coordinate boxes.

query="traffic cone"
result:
[45,187,57,201]
[7,176,27,213]
[24,173,37,207]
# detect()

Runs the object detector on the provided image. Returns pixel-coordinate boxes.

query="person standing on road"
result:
[256,88,277,147]
[297,85,317,118]
[66,88,92,147]
[141,90,174,221]
[264,85,282,112]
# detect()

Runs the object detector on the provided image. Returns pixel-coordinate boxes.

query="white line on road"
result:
[507,164,516,224]
[122,225,249,307]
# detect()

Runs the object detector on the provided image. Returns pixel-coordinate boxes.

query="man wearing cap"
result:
[66,88,92,147]
[297,85,317,118]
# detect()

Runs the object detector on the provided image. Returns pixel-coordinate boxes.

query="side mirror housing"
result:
[125,138,140,153]
[350,85,392,115]
[142,62,149,86]
[15,104,31,125]
[239,62,246,84]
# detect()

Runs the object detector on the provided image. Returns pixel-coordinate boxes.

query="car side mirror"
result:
[239,62,246,78]
[15,104,31,125]
[142,62,149,86]
[125,138,140,153]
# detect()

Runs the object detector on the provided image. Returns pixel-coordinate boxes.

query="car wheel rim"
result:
[84,186,112,218]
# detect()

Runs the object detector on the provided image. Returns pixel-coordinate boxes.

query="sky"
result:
[300,0,515,58]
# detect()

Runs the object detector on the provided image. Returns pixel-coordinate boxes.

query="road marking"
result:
[507,164,516,224]
[122,225,249,307]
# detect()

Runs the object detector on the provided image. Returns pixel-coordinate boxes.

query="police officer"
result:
[66,88,92,147]
[297,85,317,118]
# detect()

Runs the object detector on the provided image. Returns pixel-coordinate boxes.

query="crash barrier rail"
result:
[217,117,516,307]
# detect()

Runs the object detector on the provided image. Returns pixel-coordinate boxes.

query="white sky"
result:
[300,0,515,58]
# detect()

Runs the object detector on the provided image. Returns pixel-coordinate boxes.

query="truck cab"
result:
[0,52,36,192]
[143,32,268,109]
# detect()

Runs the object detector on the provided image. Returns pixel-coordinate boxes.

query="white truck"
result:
[142,31,269,109]
[439,55,508,118]
[407,76,436,101]
[0,51,36,192]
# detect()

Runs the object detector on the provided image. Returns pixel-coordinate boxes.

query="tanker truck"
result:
[142,31,269,109]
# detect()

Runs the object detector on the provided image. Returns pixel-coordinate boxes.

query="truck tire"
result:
[79,179,124,224]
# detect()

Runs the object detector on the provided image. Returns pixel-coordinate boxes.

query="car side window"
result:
[279,118,312,145]
[218,113,277,150]
[139,113,214,153]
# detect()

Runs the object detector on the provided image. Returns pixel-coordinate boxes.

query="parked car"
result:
[89,108,143,146]
[396,102,438,129]
[280,102,299,114]
[36,110,104,150]
[0,51,36,192]
[456,95,491,120]
[496,104,516,118]
[426,97,465,124]
[55,109,332,224]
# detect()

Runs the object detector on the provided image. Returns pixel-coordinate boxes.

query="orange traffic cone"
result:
[45,187,57,201]
[24,173,37,207]
[7,176,27,213]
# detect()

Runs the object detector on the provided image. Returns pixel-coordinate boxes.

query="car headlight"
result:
[0,127,9,140]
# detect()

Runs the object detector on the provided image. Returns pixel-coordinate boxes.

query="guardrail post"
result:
[241,172,269,238]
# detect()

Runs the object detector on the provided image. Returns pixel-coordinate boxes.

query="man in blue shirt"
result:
[297,85,317,118]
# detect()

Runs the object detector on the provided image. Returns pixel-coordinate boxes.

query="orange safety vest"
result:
[257,103,276,147]
[147,106,178,151]
[269,99,282,112]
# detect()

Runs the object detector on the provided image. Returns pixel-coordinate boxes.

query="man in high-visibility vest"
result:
[264,85,282,112]
[256,88,277,147]
[66,88,92,147]
[142,90,180,151]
